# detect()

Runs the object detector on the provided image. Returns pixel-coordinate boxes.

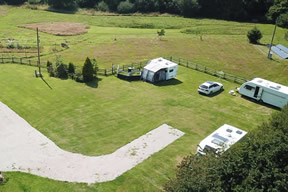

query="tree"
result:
[82,57,94,82]
[5,0,27,5]
[179,0,201,18]
[247,27,262,44]
[68,62,75,74]
[117,0,135,13]
[55,56,68,79]
[48,0,77,10]
[95,1,109,11]
[157,29,165,40]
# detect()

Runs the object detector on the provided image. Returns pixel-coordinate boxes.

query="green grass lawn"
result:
[0,6,287,84]
[0,63,274,191]
[0,5,287,192]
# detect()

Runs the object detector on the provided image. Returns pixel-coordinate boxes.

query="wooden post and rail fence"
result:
[0,56,248,84]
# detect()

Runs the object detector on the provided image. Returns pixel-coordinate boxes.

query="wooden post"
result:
[204,67,207,73]
[12,57,14,63]
[170,56,172,61]
[20,58,22,64]
[122,65,124,70]
[179,58,181,65]
[196,64,198,70]
[223,73,226,79]
[105,69,107,76]
[1,57,3,63]
[112,64,114,74]
[29,60,31,65]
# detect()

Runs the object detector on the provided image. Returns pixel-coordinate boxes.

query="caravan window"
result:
[169,69,174,72]
[244,85,255,90]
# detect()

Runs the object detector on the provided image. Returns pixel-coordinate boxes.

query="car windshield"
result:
[200,85,208,89]
[206,81,214,85]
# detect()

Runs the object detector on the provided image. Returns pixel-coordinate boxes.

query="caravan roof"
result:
[197,124,247,155]
[144,57,177,73]
[250,78,288,95]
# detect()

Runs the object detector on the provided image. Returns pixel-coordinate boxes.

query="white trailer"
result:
[238,78,288,108]
[197,124,247,156]
[141,57,178,83]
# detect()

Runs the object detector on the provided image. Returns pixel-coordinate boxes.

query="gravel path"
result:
[0,102,184,183]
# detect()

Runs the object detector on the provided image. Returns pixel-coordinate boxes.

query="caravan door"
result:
[253,86,263,100]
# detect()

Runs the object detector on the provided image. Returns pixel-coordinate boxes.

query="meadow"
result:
[0,5,287,192]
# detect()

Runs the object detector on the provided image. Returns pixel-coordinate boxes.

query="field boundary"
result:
[0,56,248,84]
[164,56,248,84]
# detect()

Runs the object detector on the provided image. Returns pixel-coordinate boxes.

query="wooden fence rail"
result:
[0,56,248,84]
[165,56,248,84]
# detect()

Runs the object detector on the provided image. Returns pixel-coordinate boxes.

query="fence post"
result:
[170,56,172,61]
[196,64,198,70]
[1,57,3,63]
[29,60,31,65]
[122,65,124,70]
[186,61,188,68]
[112,64,114,74]
[179,58,181,65]
[204,67,207,73]
[140,62,142,68]
[223,73,226,79]
[12,57,14,63]
[105,69,107,76]
[20,58,22,64]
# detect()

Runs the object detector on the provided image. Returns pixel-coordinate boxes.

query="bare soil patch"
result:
[18,22,89,36]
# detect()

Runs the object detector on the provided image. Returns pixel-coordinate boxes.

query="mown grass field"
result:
[0,6,287,83]
[0,5,287,192]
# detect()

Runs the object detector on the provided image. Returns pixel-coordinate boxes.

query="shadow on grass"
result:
[85,78,102,88]
[46,7,78,14]
[154,79,183,86]
[41,77,53,90]
[240,95,280,111]
[198,89,224,97]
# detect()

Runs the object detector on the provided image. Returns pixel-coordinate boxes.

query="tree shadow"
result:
[85,78,102,88]
[46,8,78,14]
[240,95,280,111]
[41,77,53,90]
[198,89,224,97]
[153,79,183,86]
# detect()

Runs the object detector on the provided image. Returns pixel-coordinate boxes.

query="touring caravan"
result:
[141,58,178,83]
[197,124,247,156]
[238,78,288,108]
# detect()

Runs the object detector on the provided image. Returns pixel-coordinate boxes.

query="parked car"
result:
[198,81,223,95]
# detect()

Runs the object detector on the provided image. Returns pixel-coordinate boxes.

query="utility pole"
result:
[37,27,42,76]
[267,20,277,59]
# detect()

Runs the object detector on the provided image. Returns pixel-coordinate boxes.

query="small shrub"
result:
[117,0,135,14]
[47,60,53,72]
[157,29,165,40]
[82,57,94,82]
[247,27,262,44]
[95,1,109,12]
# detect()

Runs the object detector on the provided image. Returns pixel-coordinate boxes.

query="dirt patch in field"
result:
[18,22,89,36]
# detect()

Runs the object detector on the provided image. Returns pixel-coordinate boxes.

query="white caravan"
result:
[238,78,288,108]
[197,124,247,156]
[141,57,178,83]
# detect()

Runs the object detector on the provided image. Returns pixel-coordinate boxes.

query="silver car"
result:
[198,81,223,95]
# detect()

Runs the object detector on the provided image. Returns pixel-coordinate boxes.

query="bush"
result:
[82,57,94,82]
[95,1,109,12]
[117,0,135,13]
[247,27,262,44]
